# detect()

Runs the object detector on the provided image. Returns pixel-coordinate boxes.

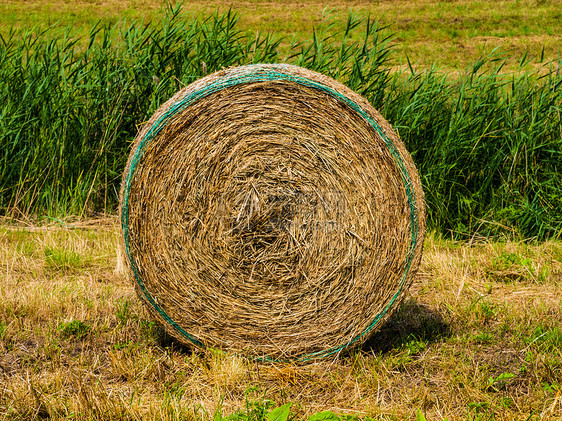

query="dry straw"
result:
[120,64,426,361]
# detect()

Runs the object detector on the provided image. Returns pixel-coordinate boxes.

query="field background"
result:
[1,0,561,71]
[0,1,561,420]
[1,0,561,239]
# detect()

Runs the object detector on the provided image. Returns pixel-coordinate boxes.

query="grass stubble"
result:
[0,219,560,420]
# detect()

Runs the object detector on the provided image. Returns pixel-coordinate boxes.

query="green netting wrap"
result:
[119,63,426,361]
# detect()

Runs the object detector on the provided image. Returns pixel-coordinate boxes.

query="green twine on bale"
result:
[120,63,424,361]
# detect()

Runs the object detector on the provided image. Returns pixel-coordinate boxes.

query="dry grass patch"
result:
[0,220,561,420]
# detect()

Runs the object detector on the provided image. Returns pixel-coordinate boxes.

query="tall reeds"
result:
[383,56,561,239]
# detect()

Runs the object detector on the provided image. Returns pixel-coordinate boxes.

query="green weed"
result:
[214,401,345,421]
[487,372,515,391]
[470,331,496,345]
[526,326,562,351]
[466,401,494,420]
[57,320,90,338]
[309,412,341,421]
[116,298,135,324]
[44,246,85,271]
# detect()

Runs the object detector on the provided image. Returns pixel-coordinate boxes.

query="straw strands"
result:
[120,64,426,360]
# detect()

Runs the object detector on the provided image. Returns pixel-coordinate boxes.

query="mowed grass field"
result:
[0,1,561,420]
[1,0,561,71]
[0,220,561,420]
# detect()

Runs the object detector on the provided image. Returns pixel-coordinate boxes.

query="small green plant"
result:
[222,387,276,421]
[475,300,499,323]
[58,320,91,339]
[266,404,292,421]
[470,330,496,344]
[499,396,514,408]
[140,320,157,338]
[44,247,84,271]
[216,403,346,421]
[309,411,340,421]
[466,401,494,420]
[213,400,289,421]
[525,326,562,351]
[487,372,515,391]
[486,250,548,283]
[113,341,132,350]
[541,382,561,393]
[404,337,427,355]
[43,339,62,360]
[415,409,427,421]
[116,298,134,324]
[386,337,428,370]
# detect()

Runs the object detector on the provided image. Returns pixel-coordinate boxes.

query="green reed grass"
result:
[383,54,562,240]
[0,4,560,239]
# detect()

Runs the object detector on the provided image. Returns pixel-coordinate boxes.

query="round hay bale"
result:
[120,63,426,361]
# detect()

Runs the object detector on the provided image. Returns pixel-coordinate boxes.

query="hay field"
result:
[0,220,561,420]
[1,0,561,71]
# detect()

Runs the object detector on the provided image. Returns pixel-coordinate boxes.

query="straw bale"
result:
[119,64,426,360]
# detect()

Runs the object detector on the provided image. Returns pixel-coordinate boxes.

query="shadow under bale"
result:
[362,298,450,354]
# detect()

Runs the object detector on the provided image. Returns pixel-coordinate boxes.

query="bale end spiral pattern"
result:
[120,64,426,361]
